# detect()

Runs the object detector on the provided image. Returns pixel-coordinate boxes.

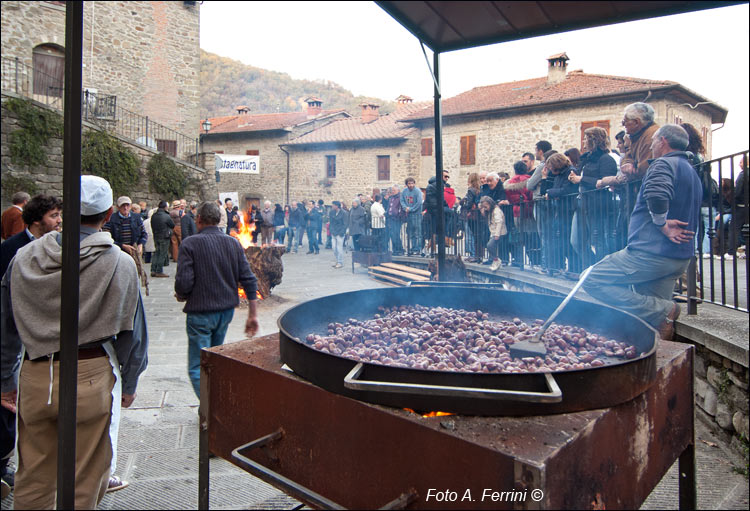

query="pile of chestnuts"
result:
[304,304,640,374]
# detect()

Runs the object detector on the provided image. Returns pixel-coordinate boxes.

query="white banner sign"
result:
[215,154,260,174]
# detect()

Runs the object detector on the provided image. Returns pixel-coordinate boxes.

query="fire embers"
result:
[303,305,639,374]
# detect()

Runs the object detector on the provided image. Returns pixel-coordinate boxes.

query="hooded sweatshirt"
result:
[10,230,139,359]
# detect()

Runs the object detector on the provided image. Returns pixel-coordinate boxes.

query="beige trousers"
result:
[14,355,115,510]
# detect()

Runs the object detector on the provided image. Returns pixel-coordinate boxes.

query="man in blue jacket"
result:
[103,196,147,258]
[583,124,701,339]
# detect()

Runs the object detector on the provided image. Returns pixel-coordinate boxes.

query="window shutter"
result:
[460,135,476,166]
[421,138,433,156]
[326,155,336,178]
[377,156,390,181]
[246,150,259,155]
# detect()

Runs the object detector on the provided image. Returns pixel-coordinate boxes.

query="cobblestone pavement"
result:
[1,247,747,509]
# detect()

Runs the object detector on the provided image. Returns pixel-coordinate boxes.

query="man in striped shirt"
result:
[174,201,259,398]
[103,196,147,258]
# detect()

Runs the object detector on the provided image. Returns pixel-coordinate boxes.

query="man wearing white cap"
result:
[0,175,149,508]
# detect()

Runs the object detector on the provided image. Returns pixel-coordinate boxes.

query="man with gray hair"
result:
[260,200,275,246]
[583,124,701,341]
[619,102,659,179]
[175,201,259,398]
[1,192,30,241]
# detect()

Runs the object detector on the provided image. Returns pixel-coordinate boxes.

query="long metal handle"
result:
[532,265,594,343]
[344,363,562,403]
[232,429,346,510]
[232,430,419,510]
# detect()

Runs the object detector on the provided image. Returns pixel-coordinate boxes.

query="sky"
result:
[200,1,749,159]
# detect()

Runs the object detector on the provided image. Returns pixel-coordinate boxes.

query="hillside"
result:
[200,50,395,118]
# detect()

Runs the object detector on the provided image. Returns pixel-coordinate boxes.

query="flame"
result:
[403,408,454,418]
[256,290,263,300]
[230,211,256,249]
[238,288,246,300]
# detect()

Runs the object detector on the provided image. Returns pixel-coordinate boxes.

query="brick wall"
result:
[1,0,200,137]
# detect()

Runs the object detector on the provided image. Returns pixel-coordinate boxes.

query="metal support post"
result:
[58,2,83,508]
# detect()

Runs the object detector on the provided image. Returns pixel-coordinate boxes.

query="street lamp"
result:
[202,118,212,133]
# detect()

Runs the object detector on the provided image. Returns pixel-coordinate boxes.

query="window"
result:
[377,156,390,181]
[33,44,64,97]
[673,115,683,125]
[326,155,336,178]
[701,127,709,145]
[580,120,611,151]
[156,139,177,157]
[246,150,259,155]
[421,138,433,156]
[214,150,224,154]
[460,135,476,165]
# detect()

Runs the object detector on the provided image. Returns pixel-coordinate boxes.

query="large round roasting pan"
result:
[278,286,658,416]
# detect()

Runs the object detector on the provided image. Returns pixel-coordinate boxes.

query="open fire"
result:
[403,408,454,418]
[230,210,285,301]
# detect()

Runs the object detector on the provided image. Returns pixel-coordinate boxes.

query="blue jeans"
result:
[287,226,300,252]
[332,235,345,264]
[407,212,422,253]
[307,226,319,252]
[386,217,403,254]
[464,220,475,257]
[186,309,234,398]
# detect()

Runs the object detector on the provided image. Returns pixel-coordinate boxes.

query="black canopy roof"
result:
[376,1,745,53]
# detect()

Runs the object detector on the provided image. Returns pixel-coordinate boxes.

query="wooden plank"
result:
[368,271,407,287]
[369,266,430,281]
[380,262,432,277]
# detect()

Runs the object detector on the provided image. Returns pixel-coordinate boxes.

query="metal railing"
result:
[355,153,748,313]
[1,56,199,163]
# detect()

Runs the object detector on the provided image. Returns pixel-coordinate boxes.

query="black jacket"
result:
[305,208,322,229]
[150,208,175,240]
[0,230,32,279]
[329,209,348,237]
[579,149,617,192]
[289,206,305,228]
[181,210,197,239]
[424,176,449,215]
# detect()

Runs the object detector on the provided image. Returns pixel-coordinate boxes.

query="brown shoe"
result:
[152,273,169,278]
[657,302,681,340]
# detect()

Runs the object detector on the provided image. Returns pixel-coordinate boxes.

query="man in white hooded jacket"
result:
[0,175,148,509]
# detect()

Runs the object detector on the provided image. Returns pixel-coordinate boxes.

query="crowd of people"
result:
[0,100,747,506]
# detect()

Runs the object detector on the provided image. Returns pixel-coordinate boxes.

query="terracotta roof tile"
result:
[403,72,678,121]
[201,109,347,134]
[286,102,430,145]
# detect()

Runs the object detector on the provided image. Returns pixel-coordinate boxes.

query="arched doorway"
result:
[32,43,65,98]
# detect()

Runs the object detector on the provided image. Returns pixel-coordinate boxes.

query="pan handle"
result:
[343,363,562,403]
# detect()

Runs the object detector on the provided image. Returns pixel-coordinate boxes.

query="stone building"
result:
[1,0,201,146]
[281,96,428,205]
[406,53,727,197]
[199,98,349,209]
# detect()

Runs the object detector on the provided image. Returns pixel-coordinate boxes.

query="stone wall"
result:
[287,138,421,206]
[1,95,216,211]
[694,344,749,449]
[417,93,714,198]
[1,0,200,138]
